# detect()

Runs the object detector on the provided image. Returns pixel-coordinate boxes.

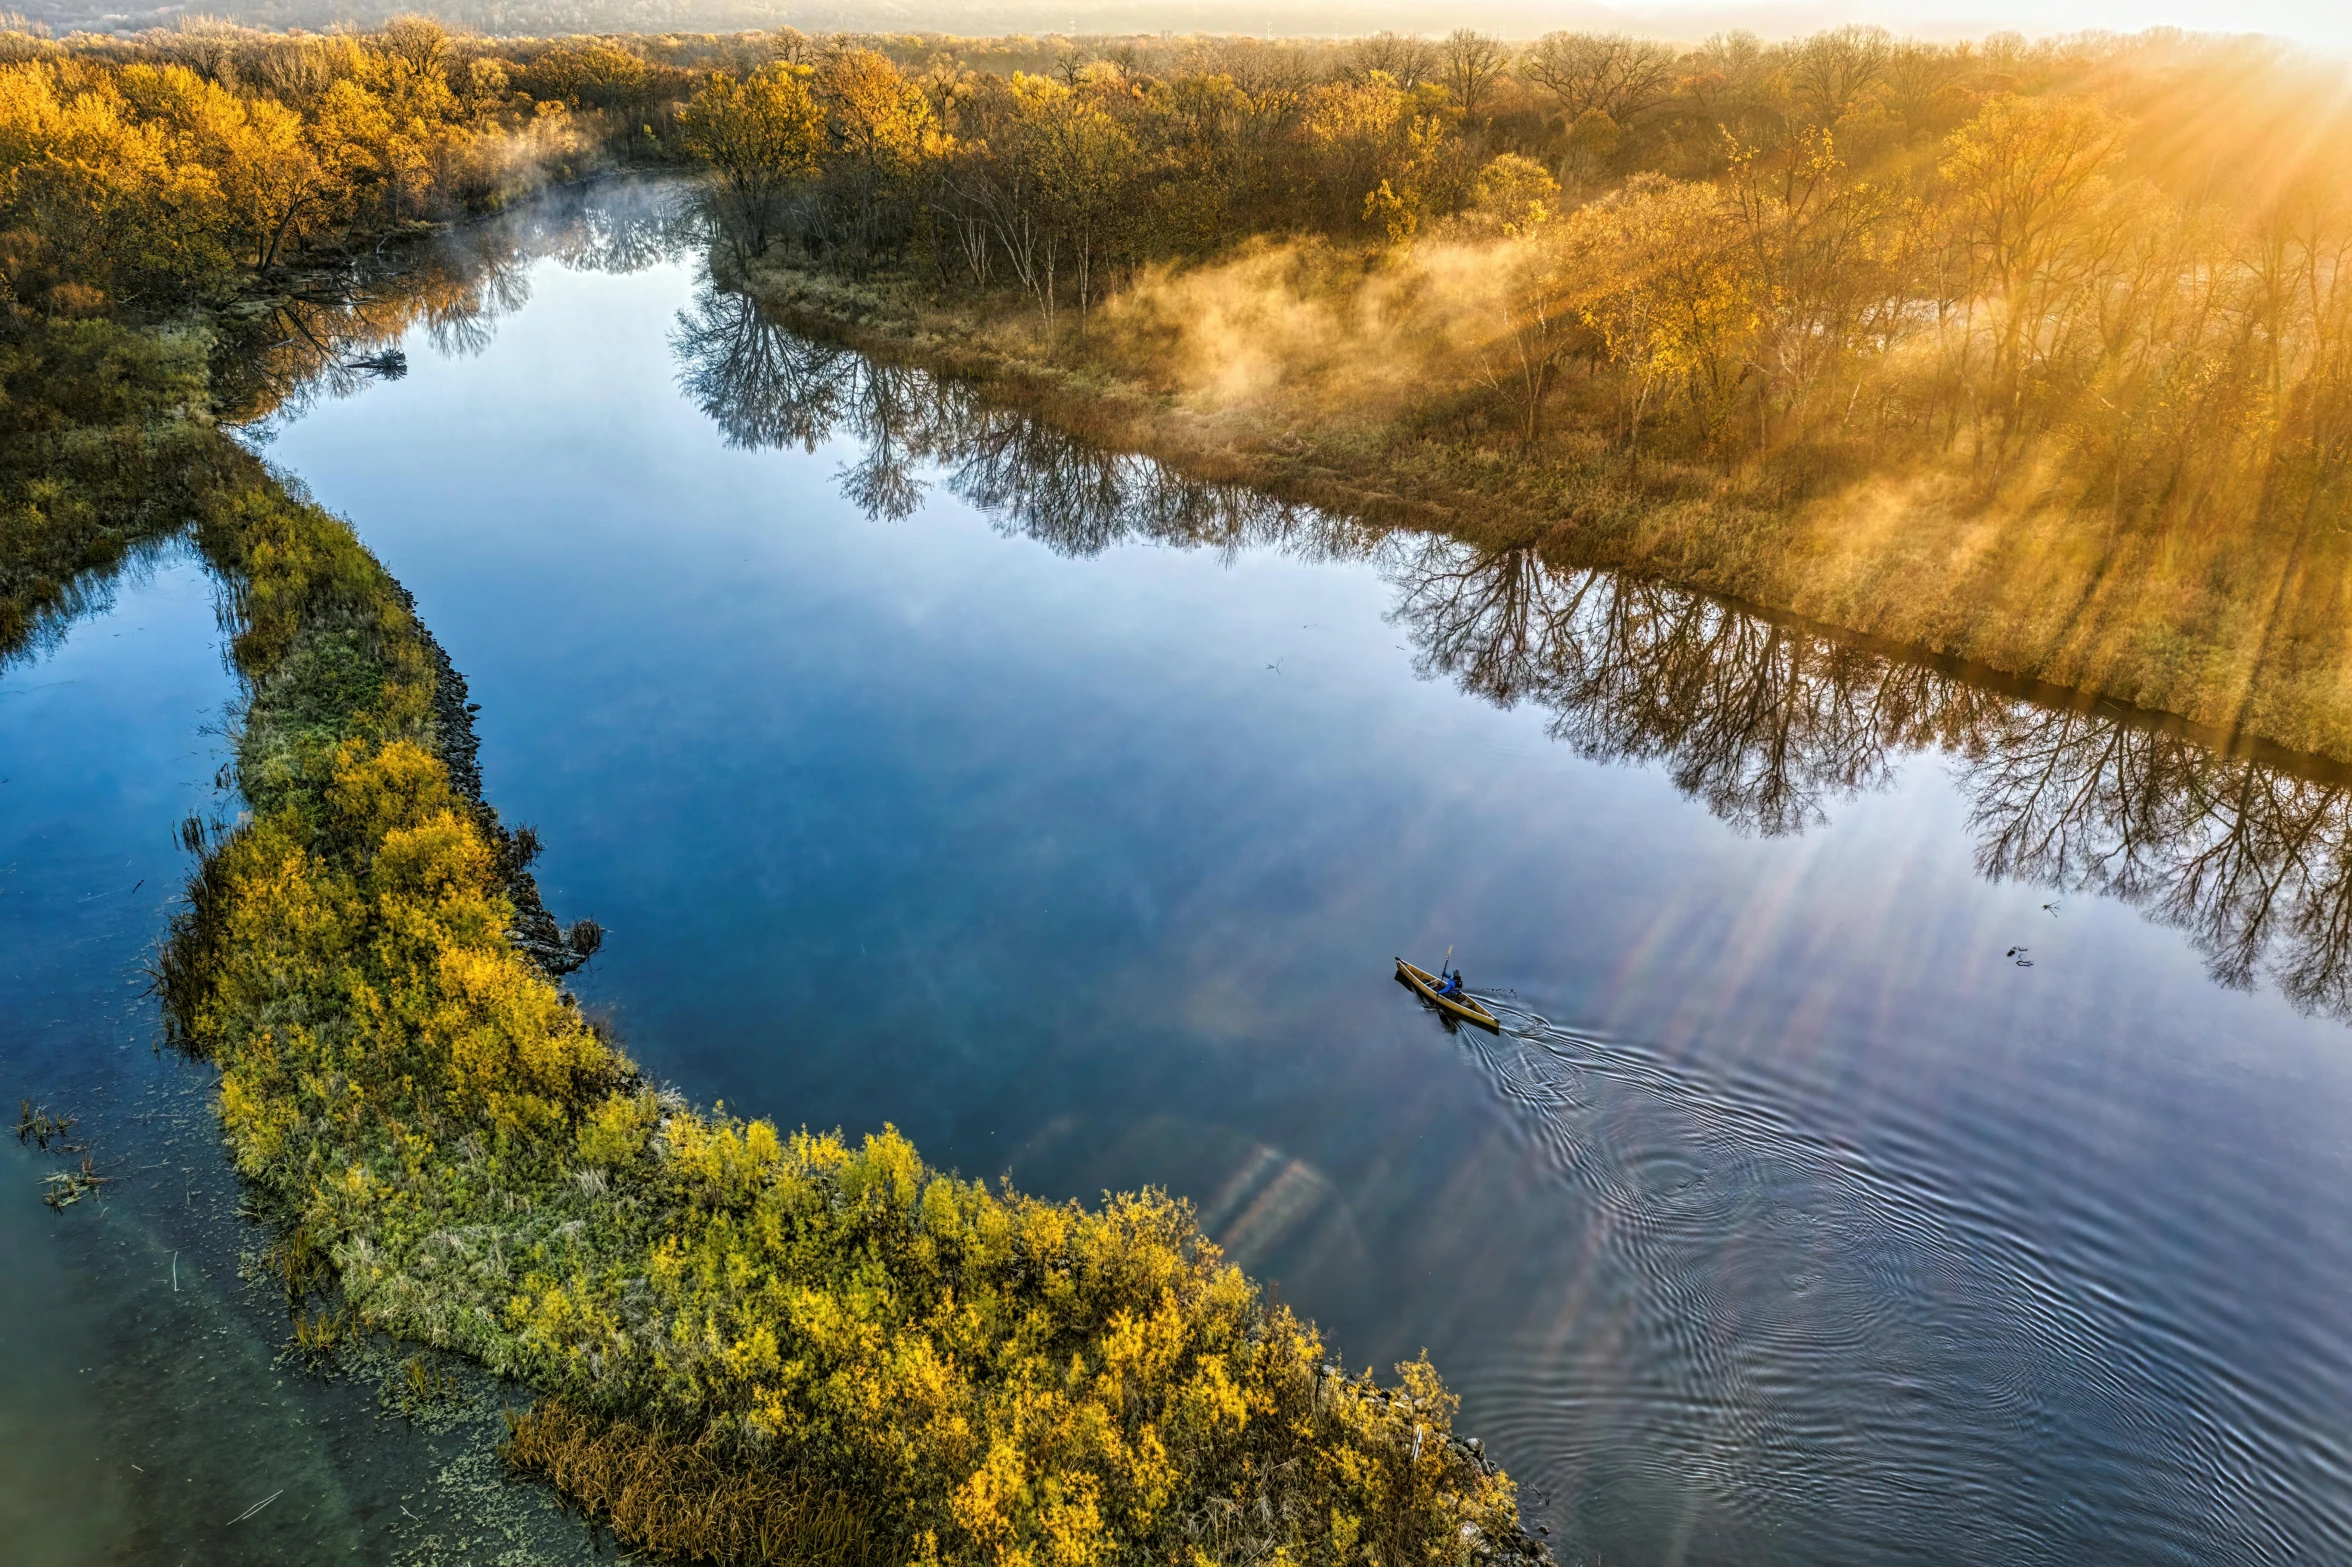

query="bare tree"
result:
[378,14,453,82]
[1788,25,1893,125]
[1439,29,1509,122]
[1520,32,1679,126]
[1349,32,1437,89]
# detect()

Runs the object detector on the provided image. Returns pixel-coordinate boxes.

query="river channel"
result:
[6,183,2352,1564]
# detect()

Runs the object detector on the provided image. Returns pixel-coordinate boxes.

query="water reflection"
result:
[167,193,2352,1040]
[668,281,2352,1028]
[215,178,701,435]
[1962,716,2352,1015]
[1389,540,1995,834]
[671,288,1370,554]
[25,220,2352,1035]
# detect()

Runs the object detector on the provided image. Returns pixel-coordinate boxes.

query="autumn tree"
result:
[1297,72,1451,234]
[677,63,824,257]
[1717,130,1913,462]
[217,88,328,265]
[244,33,354,108]
[0,62,233,308]
[1022,75,1140,324]
[1467,155,1583,443]
[1549,174,1760,451]
[1348,32,1436,90]
[376,15,451,84]
[1936,93,2126,453]
[1789,26,1893,127]
[813,46,943,262]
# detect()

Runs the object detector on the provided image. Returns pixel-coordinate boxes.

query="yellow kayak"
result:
[1395,958,1501,1031]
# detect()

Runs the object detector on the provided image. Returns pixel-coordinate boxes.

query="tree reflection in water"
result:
[670,280,2352,1025]
[216,178,701,435]
[1961,715,2352,1016]
[1387,538,2016,835]
[195,231,2352,1029]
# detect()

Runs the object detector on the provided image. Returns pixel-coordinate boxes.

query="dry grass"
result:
[502,1401,877,1566]
[734,252,2352,764]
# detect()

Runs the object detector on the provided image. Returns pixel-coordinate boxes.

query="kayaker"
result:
[1437,968,1466,999]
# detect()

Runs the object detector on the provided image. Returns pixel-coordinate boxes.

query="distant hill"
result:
[13,0,2068,46]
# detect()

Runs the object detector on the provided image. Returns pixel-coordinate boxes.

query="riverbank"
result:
[729,250,2352,765]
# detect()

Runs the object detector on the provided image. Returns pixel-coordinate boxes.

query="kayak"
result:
[1395,958,1502,1031]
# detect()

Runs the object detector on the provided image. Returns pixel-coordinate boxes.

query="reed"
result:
[502,1401,874,1566]
[15,1101,79,1151]
[40,1154,111,1208]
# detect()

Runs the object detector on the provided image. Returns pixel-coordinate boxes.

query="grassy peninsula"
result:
[161,444,1527,1564]
[0,20,1537,1565]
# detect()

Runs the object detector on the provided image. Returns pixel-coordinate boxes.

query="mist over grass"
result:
[648,21,2352,754]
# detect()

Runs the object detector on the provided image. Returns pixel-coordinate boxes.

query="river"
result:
[6,182,2352,1564]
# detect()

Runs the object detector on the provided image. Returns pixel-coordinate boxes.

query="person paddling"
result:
[1436,967,1466,999]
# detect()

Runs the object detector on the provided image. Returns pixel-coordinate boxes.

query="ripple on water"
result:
[1440,1001,2352,1567]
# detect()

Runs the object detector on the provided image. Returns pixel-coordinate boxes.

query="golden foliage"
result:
[679,64,825,253]
[691,29,2352,752]
[503,1400,869,1565]
[0,25,587,311]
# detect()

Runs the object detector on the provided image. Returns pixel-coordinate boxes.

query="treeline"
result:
[0,17,596,311]
[0,15,823,312]
[676,27,2352,502]
[24,13,2352,530]
[0,17,1036,312]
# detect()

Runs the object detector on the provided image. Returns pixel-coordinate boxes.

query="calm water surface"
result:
[0,545,613,1563]
[10,187,2352,1562]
